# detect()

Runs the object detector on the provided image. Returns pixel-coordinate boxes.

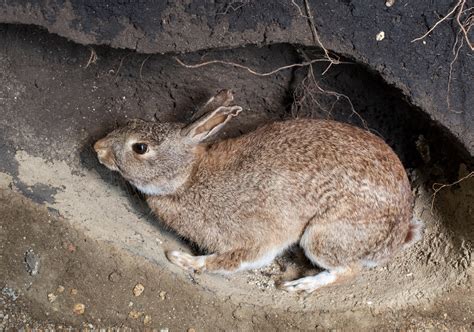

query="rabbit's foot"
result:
[282,268,349,293]
[166,251,206,272]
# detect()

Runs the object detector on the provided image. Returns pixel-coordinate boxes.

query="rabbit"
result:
[94,89,423,293]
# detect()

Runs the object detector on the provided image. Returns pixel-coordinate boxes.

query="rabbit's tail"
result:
[403,217,424,249]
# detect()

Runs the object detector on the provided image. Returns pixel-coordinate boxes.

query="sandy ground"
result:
[1,179,473,330]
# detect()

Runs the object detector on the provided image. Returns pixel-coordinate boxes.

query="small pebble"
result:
[385,0,395,7]
[67,243,76,253]
[57,286,65,293]
[108,271,121,282]
[24,250,40,276]
[70,288,78,296]
[376,31,385,41]
[159,291,167,300]
[47,293,57,303]
[143,315,152,326]
[129,310,142,319]
[188,328,196,332]
[133,283,145,297]
[73,303,85,315]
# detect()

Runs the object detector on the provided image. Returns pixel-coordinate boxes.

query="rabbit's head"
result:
[94,90,242,195]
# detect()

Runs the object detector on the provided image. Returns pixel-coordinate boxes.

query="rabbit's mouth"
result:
[129,180,170,196]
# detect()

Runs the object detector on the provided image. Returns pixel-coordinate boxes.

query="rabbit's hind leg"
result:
[281,220,365,293]
[281,267,353,293]
[166,247,283,274]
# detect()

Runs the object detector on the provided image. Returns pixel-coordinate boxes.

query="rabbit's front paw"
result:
[166,250,206,272]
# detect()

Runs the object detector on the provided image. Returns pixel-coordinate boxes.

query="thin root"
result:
[447,33,464,113]
[300,0,340,73]
[411,0,473,113]
[114,53,132,81]
[140,55,152,81]
[430,171,474,213]
[411,0,464,43]
[174,57,336,77]
[291,63,367,129]
[84,47,98,69]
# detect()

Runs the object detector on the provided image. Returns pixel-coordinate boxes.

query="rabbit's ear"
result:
[191,89,234,121]
[182,105,243,143]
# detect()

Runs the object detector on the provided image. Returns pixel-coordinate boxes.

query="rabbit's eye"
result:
[132,143,148,154]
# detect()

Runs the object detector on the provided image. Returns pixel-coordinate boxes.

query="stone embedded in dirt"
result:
[70,288,78,296]
[1,287,18,301]
[128,310,143,319]
[73,303,85,315]
[188,328,196,332]
[57,286,65,293]
[24,249,40,276]
[143,315,152,326]
[133,283,145,297]
[47,293,57,303]
[385,0,395,6]
[376,31,385,41]
[159,291,167,300]
[67,243,76,253]
[108,271,122,282]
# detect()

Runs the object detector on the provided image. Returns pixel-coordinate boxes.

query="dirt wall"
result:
[1,1,473,157]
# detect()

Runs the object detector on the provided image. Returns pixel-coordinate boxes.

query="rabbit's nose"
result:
[94,139,112,163]
[94,138,108,153]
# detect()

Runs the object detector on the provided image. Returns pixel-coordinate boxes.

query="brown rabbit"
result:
[94,90,422,292]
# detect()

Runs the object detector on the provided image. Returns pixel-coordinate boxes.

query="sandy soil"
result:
[1,180,473,330]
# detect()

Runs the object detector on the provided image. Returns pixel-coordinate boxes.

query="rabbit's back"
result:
[150,119,412,254]
[203,119,410,204]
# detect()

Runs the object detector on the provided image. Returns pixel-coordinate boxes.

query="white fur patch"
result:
[166,251,206,272]
[282,267,347,293]
[133,182,170,196]
[236,245,290,272]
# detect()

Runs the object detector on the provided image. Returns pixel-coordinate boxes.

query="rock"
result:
[376,31,385,41]
[143,314,152,326]
[24,249,40,276]
[108,271,122,282]
[47,293,57,303]
[133,283,145,297]
[159,291,167,300]
[1,287,18,301]
[70,288,78,296]
[57,285,65,293]
[67,243,76,253]
[73,303,85,315]
[128,310,143,319]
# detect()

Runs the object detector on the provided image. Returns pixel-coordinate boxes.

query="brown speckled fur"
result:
[94,90,419,292]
